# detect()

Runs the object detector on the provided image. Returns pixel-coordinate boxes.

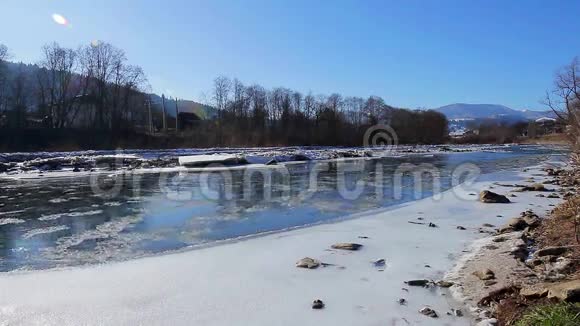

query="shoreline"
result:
[0,159,565,325]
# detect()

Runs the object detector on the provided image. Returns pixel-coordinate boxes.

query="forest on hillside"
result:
[0,42,448,151]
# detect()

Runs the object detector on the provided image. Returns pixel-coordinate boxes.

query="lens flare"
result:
[52,14,68,26]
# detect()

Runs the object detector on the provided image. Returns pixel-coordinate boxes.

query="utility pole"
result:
[174,97,179,132]
[161,94,167,132]
[147,96,153,133]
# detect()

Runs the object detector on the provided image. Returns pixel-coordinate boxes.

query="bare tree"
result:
[327,93,343,113]
[79,41,126,129]
[0,44,10,122]
[9,64,28,128]
[292,91,302,113]
[37,42,79,128]
[303,92,315,119]
[544,57,580,146]
[212,76,231,112]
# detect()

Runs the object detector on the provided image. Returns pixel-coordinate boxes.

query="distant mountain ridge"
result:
[435,103,554,122]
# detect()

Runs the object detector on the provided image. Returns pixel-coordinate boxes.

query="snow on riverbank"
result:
[0,161,564,325]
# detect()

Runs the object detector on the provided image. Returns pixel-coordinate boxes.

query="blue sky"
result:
[2,0,579,110]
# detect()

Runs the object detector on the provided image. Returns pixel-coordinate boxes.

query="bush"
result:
[515,303,580,326]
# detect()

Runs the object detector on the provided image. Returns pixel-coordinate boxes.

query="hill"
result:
[435,103,554,122]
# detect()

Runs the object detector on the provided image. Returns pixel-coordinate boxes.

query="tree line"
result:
[0,42,449,149]
[205,76,448,146]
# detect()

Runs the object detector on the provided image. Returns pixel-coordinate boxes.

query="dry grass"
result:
[495,193,580,325]
[536,196,580,273]
[535,198,580,281]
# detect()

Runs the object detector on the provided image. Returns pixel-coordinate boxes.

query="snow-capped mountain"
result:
[435,103,554,121]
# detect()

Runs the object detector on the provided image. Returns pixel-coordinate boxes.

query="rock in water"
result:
[419,307,438,318]
[312,299,325,309]
[296,257,321,269]
[331,243,363,251]
[473,269,495,280]
[479,190,510,203]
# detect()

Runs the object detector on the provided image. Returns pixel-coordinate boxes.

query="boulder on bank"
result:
[547,279,580,302]
[479,191,510,204]
[473,269,495,281]
[520,286,548,299]
[296,257,321,269]
[499,217,527,233]
[517,183,551,192]
[545,168,564,176]
[535,246,571,257]
[331,243,363,251]
[436,280,454,288]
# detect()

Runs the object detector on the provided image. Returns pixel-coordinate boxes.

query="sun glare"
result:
[52,14,68,26]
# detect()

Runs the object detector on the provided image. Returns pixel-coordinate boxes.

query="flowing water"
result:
[0,145,567,271]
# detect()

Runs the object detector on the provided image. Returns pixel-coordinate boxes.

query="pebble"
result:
[476,318,498,326]
[452,309,463,317]
[419,307,438,318]
[484,280,498,286]
[372,258,386,267]
[312,299,325,309]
